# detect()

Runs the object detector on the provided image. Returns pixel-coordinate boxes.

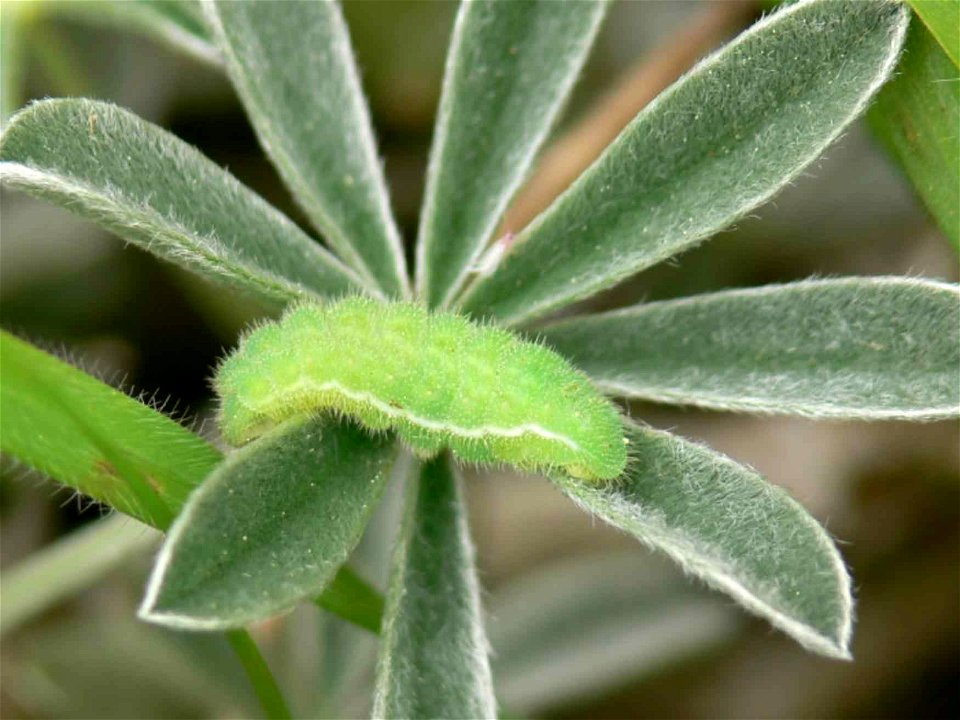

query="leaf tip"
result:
[136,541,185,628]
[783,532,856,661]
[137,560,234,631]
[135,521,229,631]
[136,604,230,632]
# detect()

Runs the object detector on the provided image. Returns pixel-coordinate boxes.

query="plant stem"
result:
[226,630,293,720]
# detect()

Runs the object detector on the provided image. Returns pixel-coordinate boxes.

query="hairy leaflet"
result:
[215,298,626,481]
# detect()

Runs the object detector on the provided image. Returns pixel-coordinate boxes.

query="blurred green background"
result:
[1,1,957,718]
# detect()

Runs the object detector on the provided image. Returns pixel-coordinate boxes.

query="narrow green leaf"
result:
[553,420,854,659]
[23,1,218,66]
[908,0,959,65]
[97,0,220,65]
[204,0,409,298]
[0,98,365,305]
[0,334,292,716]
[139,418,400,630]
[0,515,159,636]
[541,278,960,419]
[314,564,384,635]
[130,0,215,61]
[459,0,909,325]
[0,332,387,633]
[373,455,495,720]
[0,330,220,528]
[1,2,26,123]
[415,0,606,309]
[490,552,740,714]
[869,18,959,248]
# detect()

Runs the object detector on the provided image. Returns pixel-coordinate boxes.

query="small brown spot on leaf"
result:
[145,475,165,496]
[94,459,120,479]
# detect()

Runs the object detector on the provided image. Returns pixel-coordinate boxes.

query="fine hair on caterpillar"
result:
[214,296,627,481]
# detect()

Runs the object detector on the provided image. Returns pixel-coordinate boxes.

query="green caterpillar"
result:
[215,297,627,481]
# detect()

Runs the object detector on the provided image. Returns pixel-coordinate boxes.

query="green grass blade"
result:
[373,455,495,719]
[0,515,159,636]
[415,0,606,309]
[459,0,909,325]
[0,98,365,305]
[540,278,960,419]
[869,17,959,249]
[0,332,386,633]
[553,420,854,659]
[204,0,409,298]
[908,0,959,65]
[139,418,399,630]
[0,330,220,528]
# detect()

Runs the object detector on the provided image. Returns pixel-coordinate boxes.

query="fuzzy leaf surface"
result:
[869,18,959,248]
[0,333,386,632]
[204,0,408,297]
[415,0,606,308]
[0,330,219,529]
[140,418,398,630]
[908,0,959,65]
[0,99,363,305]
[460,0,909,325]
[553,420,854,659]
[541,278,960,419]
[373,456,495,719]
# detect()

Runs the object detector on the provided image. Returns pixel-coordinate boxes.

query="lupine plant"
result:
[1,0,958,718]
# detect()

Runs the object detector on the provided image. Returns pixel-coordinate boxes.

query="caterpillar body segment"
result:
[215,297,626,481]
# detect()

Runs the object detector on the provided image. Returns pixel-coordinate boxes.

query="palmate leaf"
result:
[204,0,409,298]
[0,99,365,306]
[415,0,607,309]
[869,17,959,249]
[373,455,495,720]
[0,332,385,633]
[140,418,402,631]
[553,420,854,659]
[459,0,909,326]
[540,278,960,419]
